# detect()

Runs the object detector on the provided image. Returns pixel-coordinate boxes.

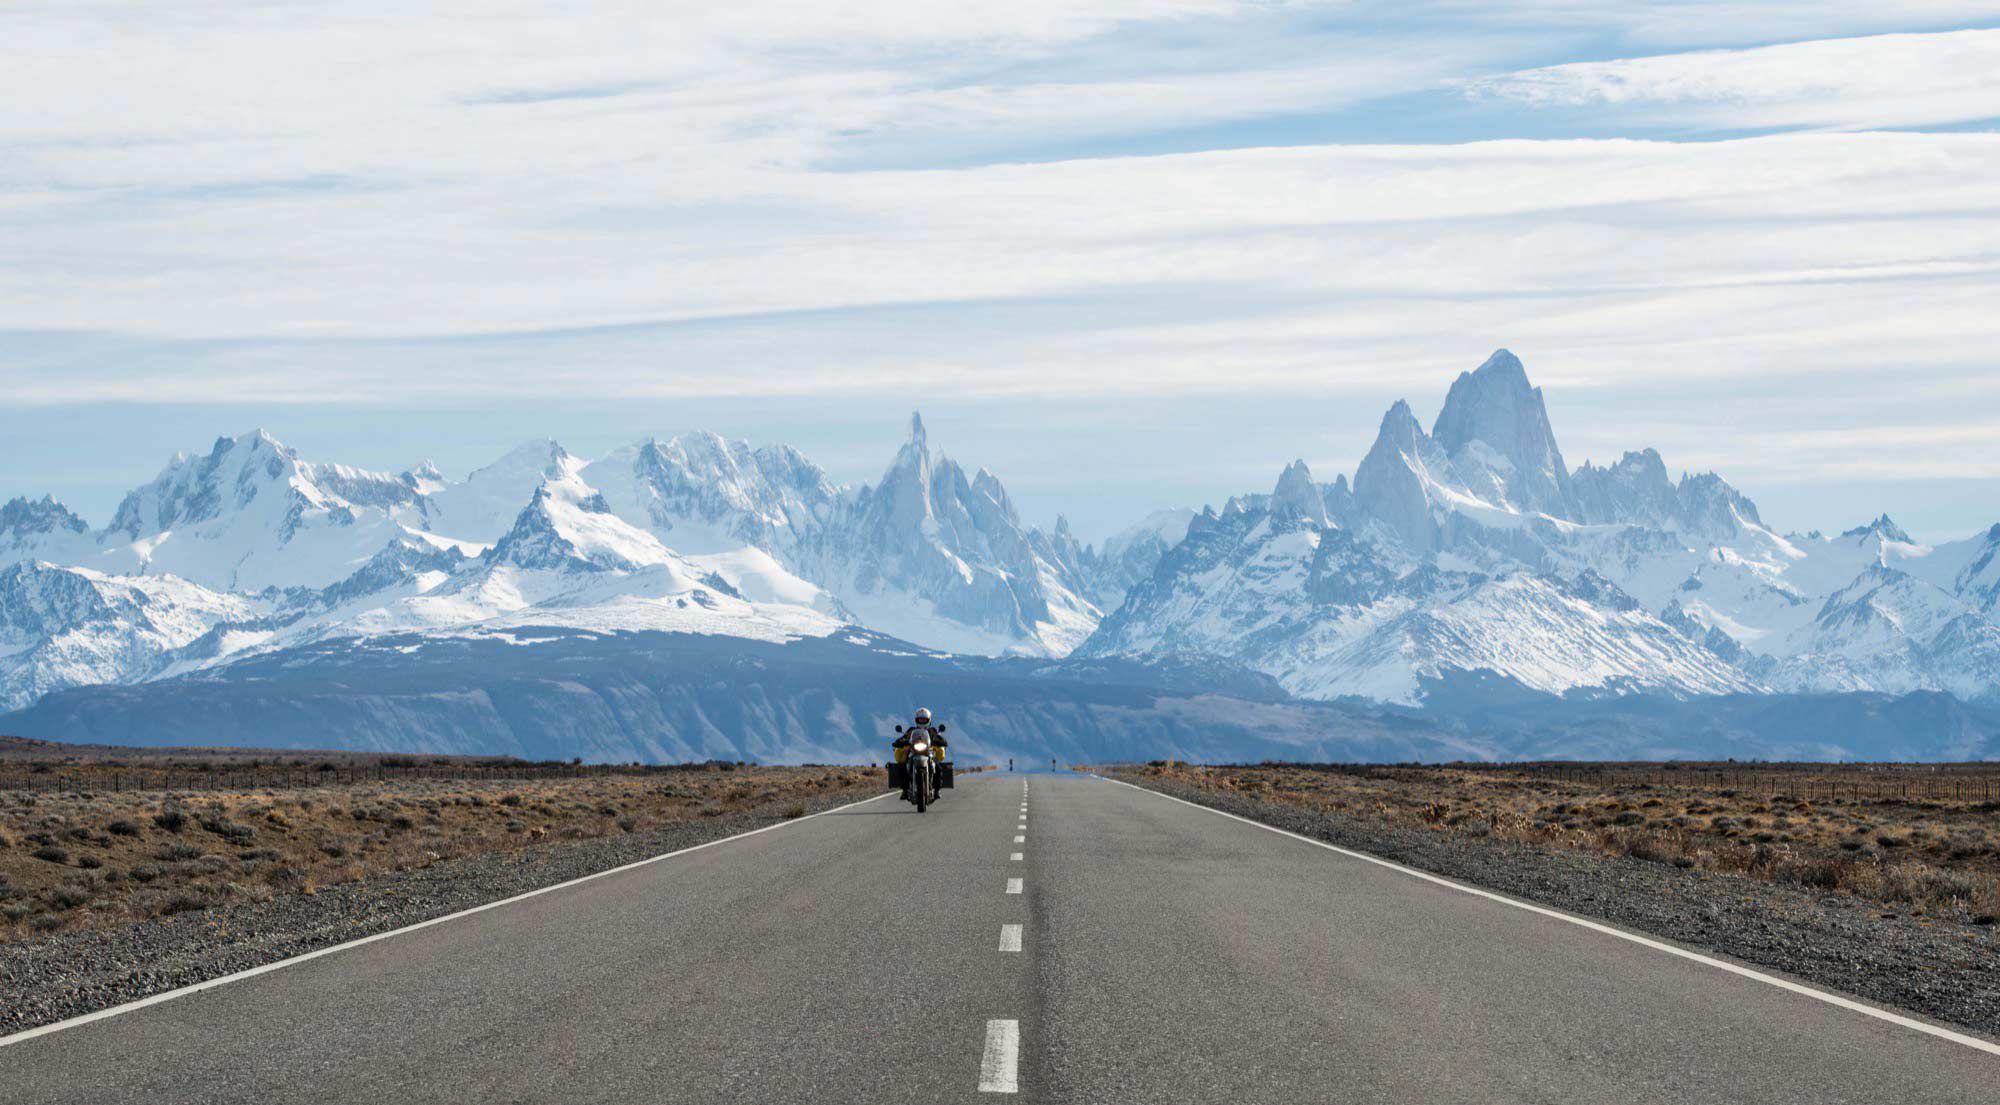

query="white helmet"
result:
[914,708,932,724]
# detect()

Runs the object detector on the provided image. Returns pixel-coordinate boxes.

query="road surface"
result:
[4,771,1995,1103]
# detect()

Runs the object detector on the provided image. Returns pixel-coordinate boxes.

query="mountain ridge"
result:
[1,352,1994,735]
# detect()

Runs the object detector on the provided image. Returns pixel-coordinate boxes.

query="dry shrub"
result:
[3,765,874,943]
[1109,762,2000,927]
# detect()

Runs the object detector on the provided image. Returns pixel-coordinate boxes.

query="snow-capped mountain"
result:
[1083,350,2000,707]
[1074,508,1195,610]
[422,438,580,544]
[0,417,1120,708]
[95,430,429,592]
[0,496,94,567]
[3,364,1994,720]
[579,432,844,613]
[580,415,1105,656]
[798,414,1101,656]
[0,560,262,709]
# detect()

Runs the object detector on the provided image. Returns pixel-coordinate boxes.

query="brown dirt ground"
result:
[1114,761,2000,926]
[0,764,879,942]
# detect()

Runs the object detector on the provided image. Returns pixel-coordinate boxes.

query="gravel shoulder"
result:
[1108,771,2000,1040]
[0,784,886,1036]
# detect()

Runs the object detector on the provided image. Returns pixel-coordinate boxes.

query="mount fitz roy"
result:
[1083,350,2000,710]
[1,349,1996,761]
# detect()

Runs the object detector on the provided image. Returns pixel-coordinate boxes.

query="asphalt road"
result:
[4,772,1996,1103]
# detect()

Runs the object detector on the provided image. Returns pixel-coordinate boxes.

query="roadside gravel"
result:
[0,785,886,1035]
[1111,772,2000,1040]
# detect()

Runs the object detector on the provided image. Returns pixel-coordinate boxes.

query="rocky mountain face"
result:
[576,414,1108,655]
[87,430,430,592]
[0,560,261,710]
[800,414,1102,655]
[1082,349,2000,708]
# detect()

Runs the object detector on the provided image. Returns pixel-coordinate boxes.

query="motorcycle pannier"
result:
[938,762,954,789]
[886,762,908,790]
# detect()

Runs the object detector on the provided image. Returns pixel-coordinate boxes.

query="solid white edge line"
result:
[1095,775,2000,1058]
[979,1018,1021,1093]
[1006,877,1024,894]
[999,923,1023,952]
[0,789,896,1050]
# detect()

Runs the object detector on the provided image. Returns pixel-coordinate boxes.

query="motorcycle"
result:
[893,723,947,812]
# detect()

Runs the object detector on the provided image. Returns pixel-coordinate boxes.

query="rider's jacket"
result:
[892,724,947,765]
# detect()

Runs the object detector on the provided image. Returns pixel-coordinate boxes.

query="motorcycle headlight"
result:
[913,741,930,753]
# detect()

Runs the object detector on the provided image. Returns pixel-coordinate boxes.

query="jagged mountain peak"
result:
[484,437,575,474]
[1432,349,1537,445]
[1352,395,1450,553]
[1429,348,1575,518]
[1271,460,1329,527]
[488,470,673,574]
[0,495,89,537]
[421,438,584,544]
[108,429,308,539]
[1843,514,1914,544]
[1582,448,1670,482]
[93,430,430,592]
[908,410,928,450]
[403,460,447,494]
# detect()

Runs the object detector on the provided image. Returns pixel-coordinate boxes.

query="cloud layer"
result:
[2,1,1998,535]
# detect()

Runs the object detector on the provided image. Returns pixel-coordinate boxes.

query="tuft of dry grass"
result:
[0,764,878,942]
[1116,761,2000,927]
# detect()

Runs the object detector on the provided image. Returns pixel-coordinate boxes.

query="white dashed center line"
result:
[1006,877,1023,895]
[1013,835,1025,843]
[1010,852,1023,861]
[998,924,1022,952]
[979,1019,1020,1093]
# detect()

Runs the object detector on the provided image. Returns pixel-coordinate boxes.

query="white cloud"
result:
[4,1,2000,508]
[1430,2,2000,46]
[1464,28,2000,131]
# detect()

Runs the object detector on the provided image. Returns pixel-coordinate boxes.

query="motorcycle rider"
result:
[892,708,948,802]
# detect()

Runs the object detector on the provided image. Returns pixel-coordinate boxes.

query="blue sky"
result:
[3,2,1999,542]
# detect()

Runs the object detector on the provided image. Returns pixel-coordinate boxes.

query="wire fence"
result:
[1505,765,2000,803]
[0,760,767,795]
[1242,761,2000,804]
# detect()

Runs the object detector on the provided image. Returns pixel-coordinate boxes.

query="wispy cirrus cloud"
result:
[3,1,2000,537]
[1463,28,2000,131]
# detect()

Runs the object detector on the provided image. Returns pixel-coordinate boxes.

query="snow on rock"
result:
[7,353,1993,715]
[1082,499,1753,705]
[94,430,424,592]
[1080,507,1196,609]
[422,439,580,544]
[0,496,94,568]
[0,560,261,710]
[1270,460,1330,527]
[1082,349,2000,707]
[1430,349,1579,520]
[801,412,1104,657]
